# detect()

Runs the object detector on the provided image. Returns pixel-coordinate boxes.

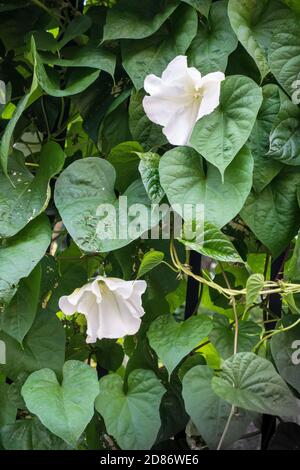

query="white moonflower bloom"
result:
[143,55,225,146]
[59,276,147,343]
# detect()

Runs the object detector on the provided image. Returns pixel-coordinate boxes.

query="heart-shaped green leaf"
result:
[159,146,253,229]
[182,365,254,449]
[212,352,299,416]
[190,75,262,177]
[147,314,212,375]
[54,157,156,253]
[95,369,165,450]
[21,360,99,447]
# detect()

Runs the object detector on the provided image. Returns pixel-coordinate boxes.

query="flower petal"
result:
[144,74,164,95]
[186,66,202,88]
[161,55,188,84]
[58,295,77,316]
[143,93,187,127]
[197,72,225,120]
[100,277,146,300]
[85,303,100,344]
[91,279,102,303]
[58,284,89,315]
[97,289,142,339]
[77,291,98,316]
[162,100,200,145]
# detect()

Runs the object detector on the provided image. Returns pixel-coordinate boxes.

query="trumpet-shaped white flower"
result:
[143,55,225,146]
[59,276,147,343]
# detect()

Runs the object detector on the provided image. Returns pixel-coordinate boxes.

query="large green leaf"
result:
[103,0,179,40]
[188,0,237,75]
[22,361,99,447]
[54,157,156,253]
[0,142,65,238]
[0,215,51,303]
[269,19,300,98]
[271,315,300,394]
[122,4,197,90]
[147,314,212,374]
[228,0,293,79]
[209,315,261,359]
[241,167,300,257]
[0,305,65,381]
[179,222,243,263]
[190,75,262,176]
[212,352,299,416]
[0,265,41,343]
[248,84,283,193]
[0,417,71,450]
[129,91,167,150]
[182,365,254,449]
[95,369,165,450]
[32,39,100,97]
[268,98,300,165]
[159,146,253,229]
